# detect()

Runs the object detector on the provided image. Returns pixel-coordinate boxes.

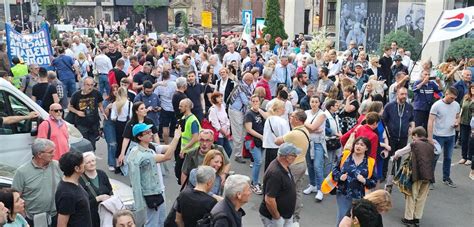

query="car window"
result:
[0,91,33,134]
[0,91,14,134]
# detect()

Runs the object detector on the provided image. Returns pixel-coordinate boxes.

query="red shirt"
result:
[37,117,70,160]
[340,124,379,159]
[256,79,272,100]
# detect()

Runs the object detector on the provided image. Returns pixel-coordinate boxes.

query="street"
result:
[94,139,474,227]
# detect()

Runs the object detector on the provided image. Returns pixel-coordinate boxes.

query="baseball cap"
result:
[355,63,364,68]
[132,123,153,137]
[278,143,302,156]
[394,55,402,61]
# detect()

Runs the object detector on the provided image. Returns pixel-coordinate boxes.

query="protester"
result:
[155,71,177,145]
[20,63,39,98]
[32,67,59,111]
[459,84,474,165]
[134,81,161,127]
[0,188,28,226]
[186,150,226,196]
[51,47,79,97]
[412,70,443,129]
[208,92,232,157]
[37,103,69,160]
[113,210,136,227]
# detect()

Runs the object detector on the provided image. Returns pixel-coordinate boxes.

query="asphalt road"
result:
[94,139,474,227]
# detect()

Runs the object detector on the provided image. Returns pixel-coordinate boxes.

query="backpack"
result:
[196,212,231,227]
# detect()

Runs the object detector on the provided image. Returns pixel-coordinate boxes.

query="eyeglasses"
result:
[84,83,95,87]
[51,109,63,113]
[42,148,55,154]
[199,138,214,143]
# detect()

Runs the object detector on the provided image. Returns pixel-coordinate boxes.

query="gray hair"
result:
[196,165,216,185]
[32,138,55,157]
[47,71,57,80]
[223,174,251,199]
[262,67,273,79]
[176,77,187,89]
[306,56,314,64]
[82,151,96,160]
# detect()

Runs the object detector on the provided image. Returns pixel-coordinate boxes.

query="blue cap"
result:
[132,123,153,137]
[278,143,302,156]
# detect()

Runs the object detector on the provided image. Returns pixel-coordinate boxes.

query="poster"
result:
[339,0,368,50]
[255,18,266,39]
[201,11,212,29]
[365,1,383,54]
[242,10,253,26]
[6,23,53,67]
[396,1,426,44]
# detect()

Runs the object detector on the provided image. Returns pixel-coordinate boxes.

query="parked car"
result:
[222,25,255,38]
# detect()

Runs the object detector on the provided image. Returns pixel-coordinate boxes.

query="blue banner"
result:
[5,23,53,67]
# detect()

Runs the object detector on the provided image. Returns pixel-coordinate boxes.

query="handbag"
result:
[143,194,164,210]
[393,154,413,196]
[326,137,342,151]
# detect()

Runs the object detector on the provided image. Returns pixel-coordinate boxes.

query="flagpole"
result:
[408,10,445,78]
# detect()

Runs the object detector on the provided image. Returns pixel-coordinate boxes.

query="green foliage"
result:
[309,28,332,55]
[40,0,68,21]
[181,13,189,38]
[50,26,59,41]
[445,38,474,60]
[263,0,288,48]
[380,31,421,59]
[119,29,129,41]
[133,0,168,17]
[133,4,145,15]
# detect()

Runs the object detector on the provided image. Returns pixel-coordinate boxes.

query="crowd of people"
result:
[0,22,473,227]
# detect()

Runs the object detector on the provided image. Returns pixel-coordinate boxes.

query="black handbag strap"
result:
[39,85,51,106]
[80,175,98,198]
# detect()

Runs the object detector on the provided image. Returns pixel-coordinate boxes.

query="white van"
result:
[0,77,93,169]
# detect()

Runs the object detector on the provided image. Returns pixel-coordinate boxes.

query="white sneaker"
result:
[303,185,317,194]
[315,190,324,202]
[292,222,300,227]
[108,166,115,171]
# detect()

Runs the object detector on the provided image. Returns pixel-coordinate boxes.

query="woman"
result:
[111,87,133,173]
[254,87,269,110]
[79,152,113,227]
[303,96,327,201]
[117,102,160,168]
[0,189,29,227]
[324,99,342,175]
[103,84,119,171]
[459,85,474,165]
[338,85,359,134]
[200,52,209,74]
[262,99,290,171]
[366,58,381,78]
[201,73,214,113]
[332,137,377,225]
[208,92,232,157]
[244,95,267,195]
[339,189,392,227]
[76,52,90,85]
[180,55,192,75]
[187,150,225,195]
[113,210,136,227]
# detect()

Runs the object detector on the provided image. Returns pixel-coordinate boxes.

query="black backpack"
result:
[196,212,231,227]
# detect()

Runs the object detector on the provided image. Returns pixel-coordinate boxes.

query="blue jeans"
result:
[336,193,353,226]
[245,141,262,184]
[61,78,76,97]
[145,193,166,227]
[306,142,325,188]
[324,148,339,176]
[433,135,455,180]
[98,74,110,96]
[103,120,117,167]
[217,137,233,158]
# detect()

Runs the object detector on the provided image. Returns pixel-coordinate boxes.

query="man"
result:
[12,138,63,227]
[63,41,75,58]
[394,127,435,227]
[157,49,172,69]
[134,81,161,127]
[184,71,205,122]
[10,56,28,88]
[71,36,88,58]
[390,41,399,58]
[398,15,414,36]
[397,48,412,69]
[155,71,177,145]
[299,85,315,111]
[388,72,410,103]
[294,72,309,104]
[108,59,127,87]
[51,47,78,98]
[427,87,460,188]
[316,67,335,103]
[0,111,38,126]
[327,50,342,79]
[256,68,273,101]
[172,77,188,121]
[353,63,369,92]
[383,87,414,177]
[37,103,69,160]
[295,45,311,67]
[19,64,39,97]
[127,56,143,83]
[243,52,264,75]
[175,166,218,227]
[210,174,251,227]
[0,43,10,73]
[275,111,310,223]
[391,55,408,84]
[379,47,393,87]
[120,77,137,101]
[223,43,241,67]
[56,151,92,227]
[305,57,318,85]
[181,130,231,186]
[412,70,442,129]
[271,56,292,97]
[32,67,59,111]
[240,49,250,70]
[106,42,122,67]
[68,77,106,150]
[94,45,114,97]
[341,112,380,159]
[133,61,155,93]
[452,69,472,104]
[277,40,291,57]
[259,143,300,227]
[216,67,236,104]
[228,73,255,163]
[178,98,201,182]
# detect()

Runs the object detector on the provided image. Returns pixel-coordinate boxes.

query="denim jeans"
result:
[145,200,166,227]
[324,148,339,176]
[306,142,325,188]
[245,141,262,184]
[433,135,455,180]
[61,78,76,97]
[336,193,353,226]
[103,120,117,167]
[217,137,233,158]
[98,74,110,96]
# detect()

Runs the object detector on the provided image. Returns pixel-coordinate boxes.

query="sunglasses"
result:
[51,109,63,113]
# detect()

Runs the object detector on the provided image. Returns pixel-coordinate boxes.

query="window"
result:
[327,2,336,26]
[0,91,33,135]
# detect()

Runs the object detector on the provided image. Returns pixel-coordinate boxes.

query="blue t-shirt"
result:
[52,55,76,81]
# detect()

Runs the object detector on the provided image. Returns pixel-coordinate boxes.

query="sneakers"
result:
[465,160,472,166]
[458,159,466,164]
[234,156,246,164]
[469,172,474,181]
[401,218,414,226]
[315,190,324,202]
[108,166,115,172]
[303,185,317,195]
[429,183,435,190]
[249,162,253,168]
[443,178,457,188]
[292,222,300,227]
[250,183,263,195]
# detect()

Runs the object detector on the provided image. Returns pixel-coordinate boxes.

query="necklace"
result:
[397,102,405,118]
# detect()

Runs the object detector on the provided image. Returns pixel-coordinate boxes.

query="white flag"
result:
[428,6,474,43]
[241,20,253,46]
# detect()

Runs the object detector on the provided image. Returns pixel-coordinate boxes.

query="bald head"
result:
[179,98,194,114]
[242,72,254,85]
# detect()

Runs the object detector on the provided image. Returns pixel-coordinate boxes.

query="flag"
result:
[241,20,253,46]
[428,6,474,43]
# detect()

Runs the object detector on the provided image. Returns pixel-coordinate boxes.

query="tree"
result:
[212,0,223,44]
[181,13,189,38]
[263,0,288,48]
[380,31,421,60]
[445,38,474,60]
[133,0,167,22]
[40,0,69,21]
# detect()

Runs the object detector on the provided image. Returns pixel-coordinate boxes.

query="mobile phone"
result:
[429,76,436,80]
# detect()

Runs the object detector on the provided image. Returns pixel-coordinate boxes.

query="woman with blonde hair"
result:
[187,150,226,195]
[262,99,290,171]
[111,87,133,170]
[339,189,392,227]
[75,52,91,87]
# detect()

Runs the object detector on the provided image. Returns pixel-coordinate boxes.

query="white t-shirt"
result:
[262,116,290,148]
[222,51,241,66]
[430,99,460,137]
[111,101,133,122]
[304,109,325,142]
[266,98,294,122]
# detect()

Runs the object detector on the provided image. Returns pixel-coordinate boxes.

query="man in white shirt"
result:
[63,41,75,59]
[94,46,113,96]
[240,49,250,71]
[71,36,88,58]
[296,45,311,67]
[222,43,241,67]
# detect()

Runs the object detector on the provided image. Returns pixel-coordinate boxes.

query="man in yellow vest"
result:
[178,98,201,156]
[10,57,28,88]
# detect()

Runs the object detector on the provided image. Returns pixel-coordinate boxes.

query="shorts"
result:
[160,110,177,128]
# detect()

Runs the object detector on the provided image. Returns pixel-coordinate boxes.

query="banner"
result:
[255,18,265,39]
[428,6,474,43]
[5,23,53,67]
[202,11,212,29]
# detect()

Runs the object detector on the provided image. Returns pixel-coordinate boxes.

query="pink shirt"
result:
[256,79,272,100]
[37,117,69,160]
